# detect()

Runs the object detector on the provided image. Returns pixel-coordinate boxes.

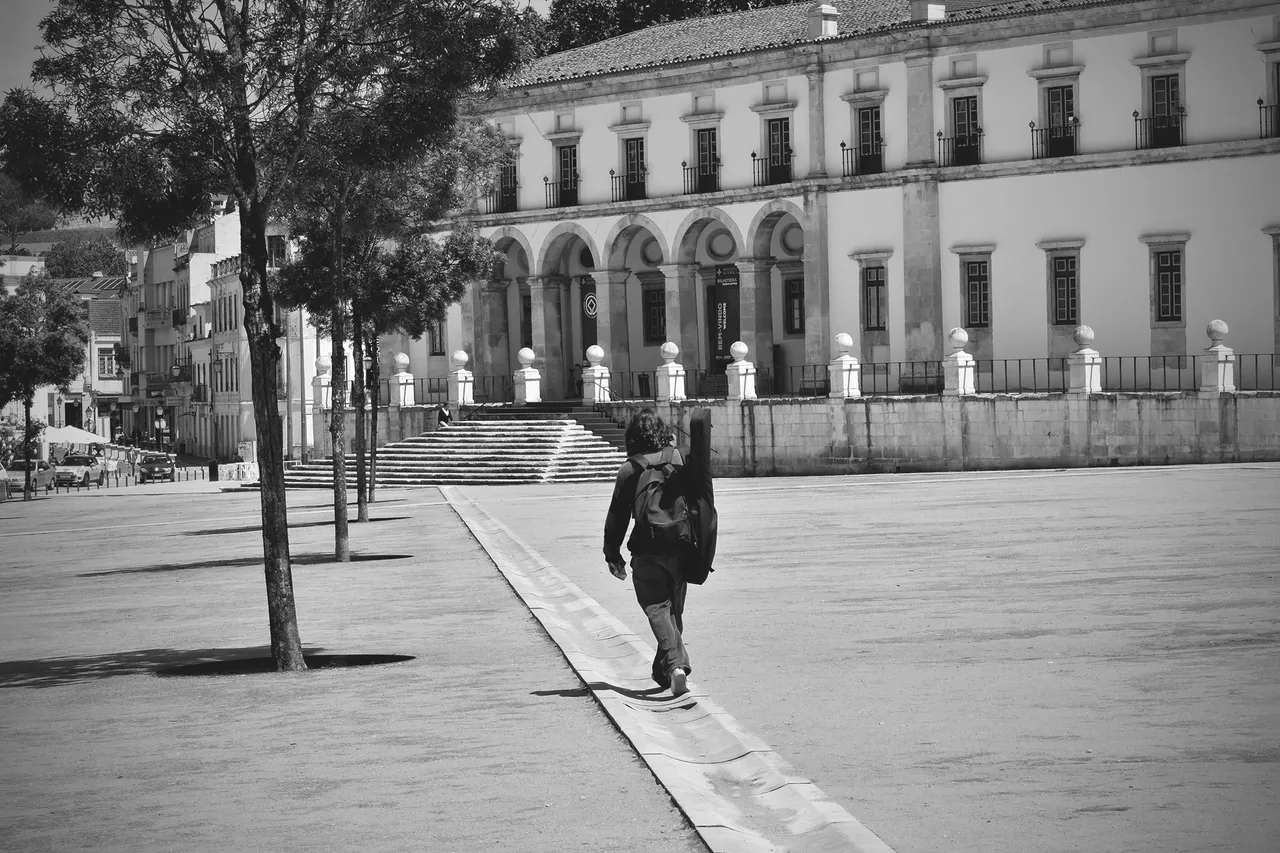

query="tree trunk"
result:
[368,336,379,504]
[352,315,369,523]
[330,188,351,562]
[238,205,306,672]
[23,397,33,501]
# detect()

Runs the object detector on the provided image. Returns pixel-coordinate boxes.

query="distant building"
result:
[447,0,1280,399]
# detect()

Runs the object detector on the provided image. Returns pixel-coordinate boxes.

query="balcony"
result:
[1260,99,1278,139]
[485,181,519,214]
[840,138,884,177]
[938,129,984,166]
[191,384,210,404]
[144,307,169,327]
[127,316,138,335]
[171,308,186,327]
[543,174,579,208]
[610,168,647,202]
[1030,117,1080,158]
[1133,107,1185,150]
[752,149,793,187]
[682,159,721,194]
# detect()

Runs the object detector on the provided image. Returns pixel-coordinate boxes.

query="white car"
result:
[4,459,55,494]
[54,454,105,487]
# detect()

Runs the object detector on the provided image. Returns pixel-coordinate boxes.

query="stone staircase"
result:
[282,405,627,488]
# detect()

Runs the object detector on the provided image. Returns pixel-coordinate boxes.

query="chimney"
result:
[807,3,839,39]
[910,1,946,22]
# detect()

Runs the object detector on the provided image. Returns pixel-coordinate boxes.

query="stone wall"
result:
[608,392,1280,477]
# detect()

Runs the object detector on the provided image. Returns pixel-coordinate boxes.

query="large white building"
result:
[434,0,1280,399]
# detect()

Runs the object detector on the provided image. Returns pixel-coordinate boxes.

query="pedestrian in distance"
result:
[604,407,717,698]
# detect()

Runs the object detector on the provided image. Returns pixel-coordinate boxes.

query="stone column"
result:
[806,65,826,178]
[725,341,757,400]
[1066,325,1102,394]
[582,344,610,404]
[448,350,474,406]
[596,269,632,375]
[484,280,511,378]
[802,188,831,366]
[943,328,975,396]
[461,281,481,376]
[513,347,541,404]
[388,351,414,407]
[737,258,775,376]
[828,333,861,398]
[1198,319,1236,393]
[902,180,943,361]
[904,50,936,167]
[658,263,699,370]
[529,275,567,400]
[656,342,687,402]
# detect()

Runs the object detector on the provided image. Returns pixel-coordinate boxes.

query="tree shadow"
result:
[183,516,410,536]
[79,553,413,577]
[0,645,292,688]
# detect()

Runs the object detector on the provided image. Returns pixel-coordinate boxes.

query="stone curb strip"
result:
[442,486,897,853]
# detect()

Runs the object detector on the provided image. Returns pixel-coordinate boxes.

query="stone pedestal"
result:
[828,332,861,398]
[582,344,610,404]
[942,328,975,396]
[312,356,332,409]
[656,342,687,402]
[388,352,414,407]
[1198,319,1236,393]
[725,341,757,401]
[448,350,474,406]
[513,347,542,404]
[1066,325,1102,394]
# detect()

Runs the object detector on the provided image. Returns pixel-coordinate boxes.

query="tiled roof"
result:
[513,0,1129,85]
[50,276,129,297]
[87,299,123,336]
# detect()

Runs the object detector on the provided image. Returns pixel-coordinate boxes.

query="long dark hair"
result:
[625,408,670,455]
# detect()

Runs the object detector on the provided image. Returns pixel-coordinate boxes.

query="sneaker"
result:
[670,668,689,698]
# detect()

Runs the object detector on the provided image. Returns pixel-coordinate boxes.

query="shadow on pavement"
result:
[183,516,410,536]
[533,682,669,701]
[78,552,413,577]
[0,645,305,688]
[157,653,415,677]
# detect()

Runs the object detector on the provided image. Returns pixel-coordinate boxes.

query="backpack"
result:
[630,447,695,550]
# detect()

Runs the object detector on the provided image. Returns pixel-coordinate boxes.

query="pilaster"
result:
[658,263,699,370]
[904,51,937,167]
[806,65,826,179]
[802,187,831,366]
[737,257,775,375]
[596,269,632,375]
[529,275,567,400]
[902,180,944,361]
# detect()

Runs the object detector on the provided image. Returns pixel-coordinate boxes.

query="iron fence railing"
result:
[1134,107,1186,149]
[612,371,658,400]
[610,168,647,202]
[975,358,1068,393]
[1259,99,1279,139]
[1030,118,1079,159]
[840,138,885,177]
[752,149,793,186]
[543,174,580,208]
[485,182,519,214]
[413,377,449,404]
[682,160,721,194]
[472,374,514,404]
[937,130,983,166]
[1100,355,1197,391]
[1234,353,1279,391]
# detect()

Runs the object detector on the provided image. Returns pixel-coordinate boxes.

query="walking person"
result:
[604,407,716,698]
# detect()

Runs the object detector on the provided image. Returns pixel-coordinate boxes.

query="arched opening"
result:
[533,225,599,399]
[671,209,749,390]
[749,206,807,393]
[603,217,669,395]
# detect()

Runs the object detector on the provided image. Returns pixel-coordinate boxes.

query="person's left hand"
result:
[607,559,627,580]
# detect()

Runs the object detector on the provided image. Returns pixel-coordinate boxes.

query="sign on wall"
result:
[708,265,740,373]
[580,277,597,351]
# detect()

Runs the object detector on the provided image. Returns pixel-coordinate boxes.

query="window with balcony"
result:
[682,96,723,194]
[754,117,793,186]
[939,59,985,167]
[490,162,519,214]
[1132,33,1188,150]
[840,83,888,177]
[612,137,647,202]
[1260,53,1280,138]
[642,287,666,345]
[545,144,579,208]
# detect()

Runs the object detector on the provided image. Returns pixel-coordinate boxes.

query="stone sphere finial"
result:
[1206,319,1228,345]
[1072,325,1095,349]
[730,341,748,362]
[450,349,469,370]
[834,332,853,356]
[393,352,410,372]
[947,327,969,351]
[660,341,679,364]
[315,355,332,376]
[518,347,535,368]
[585,345,604,367]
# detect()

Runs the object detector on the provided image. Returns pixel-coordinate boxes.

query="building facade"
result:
[445,0,1280,399]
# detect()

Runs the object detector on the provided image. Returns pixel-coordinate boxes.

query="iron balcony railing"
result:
[1030,117,1080,159]
[191,384,210,403]
[840,138,885,177]
[1133,107,1186,150]
[171,308,186,327]
[1259,99,1279,139]
[485,181,519,214]
[610,167,647,202]
[543,173,580,208]
[937,129,984,166]
[413,377,449,404]
[752,148,793,187]
[682,160,721,194]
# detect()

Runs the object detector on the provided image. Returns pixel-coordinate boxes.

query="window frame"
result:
[954,252,993,330]
[1140,234,1189,329]
[862,266,887,332]
[641,286,666,345]
[98,347,117,377]
[783,278,805,336]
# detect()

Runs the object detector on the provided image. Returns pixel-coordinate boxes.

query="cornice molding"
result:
[1028,64,1085,80]
[750,100,798,115]
[1036,238,1086,251]
[608,121,651,134]
[679,111,725,125]
[849,249,893,262]
[840,89,889,106]
[1138,232,1191,245]
[938,75,988,91]
[950,243,996,254]
[545,130,582,144]
[1130,52,1191,68]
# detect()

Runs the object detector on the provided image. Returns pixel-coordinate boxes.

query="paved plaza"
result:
[1,464,1278,852]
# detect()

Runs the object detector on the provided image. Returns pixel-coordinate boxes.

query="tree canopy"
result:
[0,173,58,254]
[43,236,126,278]
[0,271,90,412]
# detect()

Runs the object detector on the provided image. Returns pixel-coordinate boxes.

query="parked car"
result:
[138,454,176,483]
[54,454,104,487]
[4,459,55,494]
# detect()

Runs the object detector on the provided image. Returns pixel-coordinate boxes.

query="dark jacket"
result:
[603,446,684,562]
